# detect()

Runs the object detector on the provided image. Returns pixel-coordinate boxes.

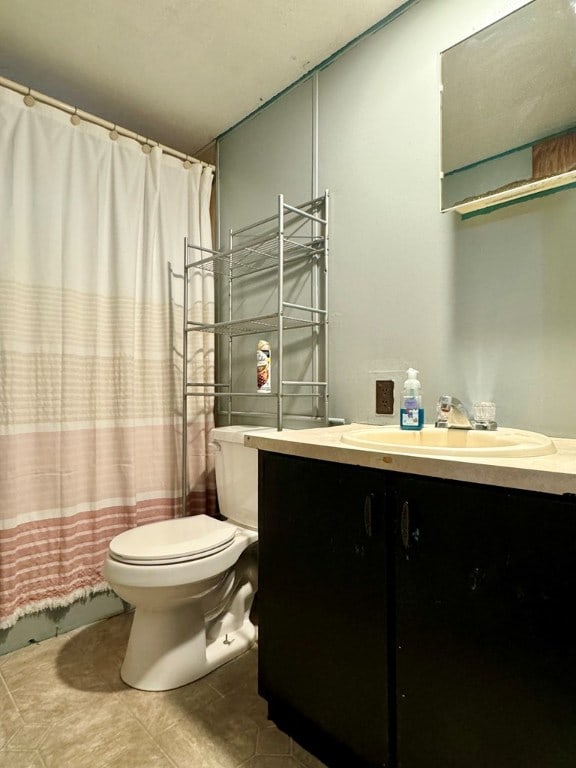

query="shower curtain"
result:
[0,85,215,629]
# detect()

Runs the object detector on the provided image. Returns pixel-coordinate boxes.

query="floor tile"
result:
[156,720,245,768]
[208,646,258,696]
[256,726,291,756]
[0,614,328,768]
[119,676,223,736]
[8,670,116,725]
[0,675,25,748]
[5,723,50,749]
[243,758,305,768]
[38,696,158,768]
[0,750,46,768]
[157,691,260,767]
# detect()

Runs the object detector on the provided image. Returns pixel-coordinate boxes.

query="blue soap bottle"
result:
[400,368,424,430]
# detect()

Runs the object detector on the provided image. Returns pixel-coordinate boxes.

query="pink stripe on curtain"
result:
[0,498,179,624]
[0,84,215,629]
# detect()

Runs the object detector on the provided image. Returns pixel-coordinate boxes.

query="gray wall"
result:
[218,0,576,437]
[0,592,127,656]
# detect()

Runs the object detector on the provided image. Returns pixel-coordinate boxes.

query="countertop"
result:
[244,423,576,496]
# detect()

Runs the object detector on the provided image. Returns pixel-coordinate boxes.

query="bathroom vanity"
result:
[247,425,576,768]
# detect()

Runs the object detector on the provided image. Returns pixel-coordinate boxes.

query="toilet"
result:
[103,425,268,691]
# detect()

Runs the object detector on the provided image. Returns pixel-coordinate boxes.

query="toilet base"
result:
[120,585,257,691]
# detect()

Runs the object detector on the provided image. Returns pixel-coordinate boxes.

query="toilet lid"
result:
[109,515,237,565]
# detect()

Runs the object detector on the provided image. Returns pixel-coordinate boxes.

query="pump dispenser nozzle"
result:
[405,369,420,389]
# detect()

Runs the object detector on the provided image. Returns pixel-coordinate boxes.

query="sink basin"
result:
[341,425,556,458]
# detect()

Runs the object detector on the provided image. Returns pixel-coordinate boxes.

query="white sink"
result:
[341,425,556,458]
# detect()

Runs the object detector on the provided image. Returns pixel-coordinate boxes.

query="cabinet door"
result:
[395,474,576,768]
[258,452,392,768]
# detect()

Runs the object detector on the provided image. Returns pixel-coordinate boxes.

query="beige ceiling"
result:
[0,0,406,159]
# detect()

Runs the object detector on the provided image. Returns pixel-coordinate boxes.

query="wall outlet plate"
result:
[367,370,404,420]
[376,380,394,414]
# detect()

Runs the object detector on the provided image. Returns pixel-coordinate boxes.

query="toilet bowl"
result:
[103,425,269,691]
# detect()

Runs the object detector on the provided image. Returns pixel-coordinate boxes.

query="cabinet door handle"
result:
[364,493,374,537]
[401,500,410,549]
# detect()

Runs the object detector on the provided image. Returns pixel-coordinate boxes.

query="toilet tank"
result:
[211,426,273,529]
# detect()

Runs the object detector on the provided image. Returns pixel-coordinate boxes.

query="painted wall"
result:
[218,0,576,438]
[0,592,127,656]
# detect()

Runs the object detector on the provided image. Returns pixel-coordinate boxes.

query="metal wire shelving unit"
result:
[182,192,330,480]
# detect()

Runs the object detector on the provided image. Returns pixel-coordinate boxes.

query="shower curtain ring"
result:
[23,89,36,107]
[109,125,119,141]
[70,108,81,126]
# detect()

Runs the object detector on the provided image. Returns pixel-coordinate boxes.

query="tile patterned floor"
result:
[0,613,326,768]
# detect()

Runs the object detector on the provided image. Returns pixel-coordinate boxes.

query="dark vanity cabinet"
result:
[258,451,394,767]
[258,450,576,768]
[395,475,576,768]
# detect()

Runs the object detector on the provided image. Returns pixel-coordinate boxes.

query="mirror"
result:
[441,0,576,215]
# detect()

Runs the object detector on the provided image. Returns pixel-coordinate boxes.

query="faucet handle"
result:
[472,401,497,430]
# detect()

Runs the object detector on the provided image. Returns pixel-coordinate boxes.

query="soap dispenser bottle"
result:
[400,368,424,431]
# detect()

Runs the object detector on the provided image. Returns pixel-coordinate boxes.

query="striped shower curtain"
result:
[0,85,215,629]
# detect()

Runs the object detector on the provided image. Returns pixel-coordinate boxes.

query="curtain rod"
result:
[0,75,214,170]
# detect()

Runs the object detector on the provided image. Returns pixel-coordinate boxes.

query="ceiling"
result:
[0,0,407,159]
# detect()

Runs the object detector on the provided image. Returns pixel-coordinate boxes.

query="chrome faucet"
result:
[435,396,473,429]
[435,396,497,430]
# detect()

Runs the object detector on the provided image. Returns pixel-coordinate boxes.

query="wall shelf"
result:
[445,169,576,218]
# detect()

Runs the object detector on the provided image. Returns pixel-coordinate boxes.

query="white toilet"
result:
[103,425,267,691]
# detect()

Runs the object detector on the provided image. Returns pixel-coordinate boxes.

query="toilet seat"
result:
[109,515,237,565]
